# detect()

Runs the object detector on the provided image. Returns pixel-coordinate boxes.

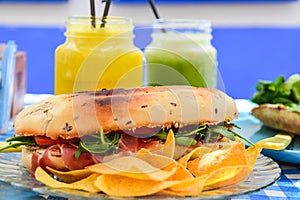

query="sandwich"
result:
[2,85,249,176]
[251,74,300,134]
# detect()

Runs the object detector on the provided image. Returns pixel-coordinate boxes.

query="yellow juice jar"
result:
[55,16,143,94]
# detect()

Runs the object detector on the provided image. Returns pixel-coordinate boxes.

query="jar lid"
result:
[65,16,134,37]
[153,19,212,34]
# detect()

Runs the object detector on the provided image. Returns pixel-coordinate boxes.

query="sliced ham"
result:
[30,152,39,177]
[38,145,68,171]
[34,143,99,174]
[60,143,98,170]
[30,133,161,176]
[118,133,160,152]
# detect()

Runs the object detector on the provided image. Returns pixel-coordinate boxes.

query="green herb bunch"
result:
[155,122,254,146]
[251,74,300,112]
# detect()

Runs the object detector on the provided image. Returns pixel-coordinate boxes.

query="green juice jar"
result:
[145,19,217,88]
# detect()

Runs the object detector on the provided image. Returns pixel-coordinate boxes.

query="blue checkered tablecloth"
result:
[0,95,300,200]
[235,165,300,200]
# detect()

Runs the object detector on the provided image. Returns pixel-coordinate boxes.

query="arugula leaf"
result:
[154,131,168,141]
[292,80,300,103]
[251,74,300,111]
[210,126,235,141]
[287,104,300,113]
[175,137,197,146]
[6,135,35,143]
[75,128,120,159]
[0,136,36,152]
[227,129,255,146]
[153,122,254,146]
[285,74,298,93]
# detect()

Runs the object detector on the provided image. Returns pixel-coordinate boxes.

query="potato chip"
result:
[33,139,260,198]
[0,142,22,152]
[70,174,101,193]
[86,156,176,181]
[159,175,208,197]
[167,164,193,181]
[158,189,188,197]
[161,164,203,196]
[162,129,175,159]
[148,130,191,160]
[167,174,208,194]
[173,145,192,160]
[46,167,93,183]
[201,189,233,196]
[35,167,101,193]
[187,142,247,177]
[135,148,177,169]
[202,142,237,151]
[204,165,251,190]
[246,143,263,169]
[177,146,212,167]
[159,189,199,197]
[95,174,179,197]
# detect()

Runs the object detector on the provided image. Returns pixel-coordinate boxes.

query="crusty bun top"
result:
[252,104,300,135]
[14,86,238,140]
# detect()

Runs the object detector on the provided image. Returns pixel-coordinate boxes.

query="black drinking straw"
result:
[90,0,96,28]
[148,0,165,33]
[101,0,112,28]
[148,0,160,19]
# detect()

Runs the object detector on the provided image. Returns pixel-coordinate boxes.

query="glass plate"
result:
[234,99,300,164]
[0,152,280,199]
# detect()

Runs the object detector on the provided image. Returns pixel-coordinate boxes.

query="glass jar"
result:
[55,16,143,94]
[145,19,217,88]
[0,41,17,133]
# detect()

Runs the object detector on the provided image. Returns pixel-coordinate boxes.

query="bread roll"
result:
[252,104,300,134]
[21,146,46,171]
[21,146,32,170]
[14,86,238,140]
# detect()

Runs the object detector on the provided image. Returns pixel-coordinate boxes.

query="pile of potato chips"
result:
[35,131,262,197]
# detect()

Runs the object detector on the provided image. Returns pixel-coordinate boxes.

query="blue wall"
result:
[212,27,300,98]
[1,25,299,99]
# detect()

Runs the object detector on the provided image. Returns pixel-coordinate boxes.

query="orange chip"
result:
[137,148,151,154]
[35,167,101,193]
[162,129,175,159]
[46,167,93,183]
[159,189,198,197]
[204,165,251,190]
[162,164,199,195]
[201,188,233,196]
[187,142,247,177]
[32,137,258,198]
[202,142,237,151]
[167,164,193,181]
[177,146,212,167]
[135,148,177,170]
[168,174,208,194]
[246,144,263,169]
[95,174,179,197]
[86,156,177,181]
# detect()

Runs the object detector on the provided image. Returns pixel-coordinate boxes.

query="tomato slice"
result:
[34,136,80,146]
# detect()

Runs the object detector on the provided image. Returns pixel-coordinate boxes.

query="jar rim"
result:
[67,15,132,25]
[154,19,211,29]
